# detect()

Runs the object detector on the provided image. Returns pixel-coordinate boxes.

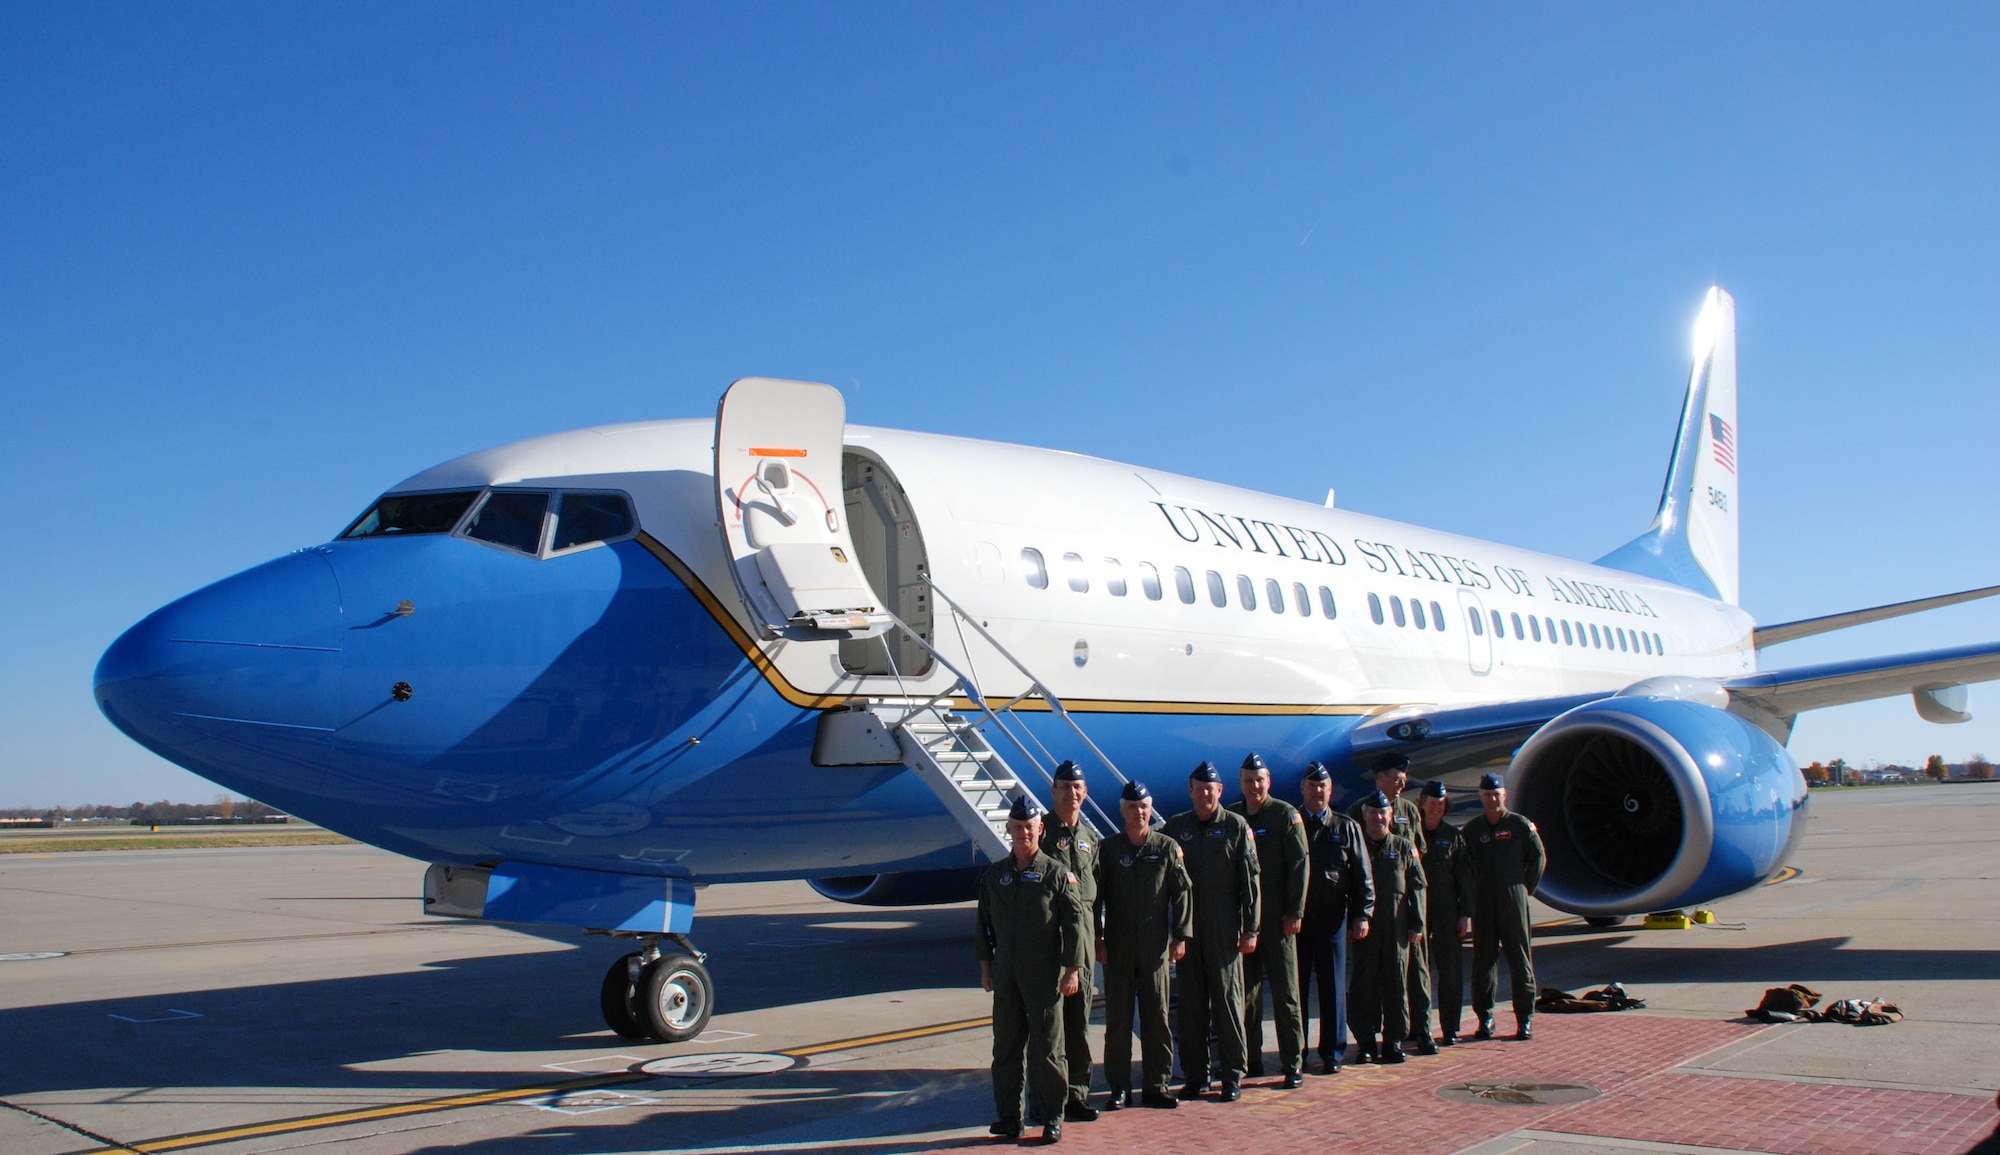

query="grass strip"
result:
[0,832,355,853]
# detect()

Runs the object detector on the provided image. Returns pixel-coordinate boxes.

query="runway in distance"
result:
[93,287,2000,1043]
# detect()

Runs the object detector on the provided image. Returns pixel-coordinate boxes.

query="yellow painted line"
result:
[126,1073,646,1152]
[781,1014,991,1058]
[1765,866,1801,885]
[96,1009,1000,1152]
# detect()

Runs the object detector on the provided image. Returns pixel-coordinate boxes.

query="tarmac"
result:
[0,782,1994,1155]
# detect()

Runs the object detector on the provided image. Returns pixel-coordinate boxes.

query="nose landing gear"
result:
[599,933,714,1043]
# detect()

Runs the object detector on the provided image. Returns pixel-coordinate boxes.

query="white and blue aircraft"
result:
[95,288,2000,1043]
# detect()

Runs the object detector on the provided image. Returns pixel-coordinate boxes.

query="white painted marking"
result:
[542,1054,645,1073]
[694,1029,757,1043]
[744,937,843,948]
[640,1052,795,1077]
[0,951,67,962]
[107,1008,202,1023]
[528,1088,658,1115]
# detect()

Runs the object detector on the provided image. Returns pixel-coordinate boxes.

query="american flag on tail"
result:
[1710,414,1736,474]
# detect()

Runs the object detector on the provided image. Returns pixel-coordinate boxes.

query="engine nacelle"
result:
[809,866,985,907]
[1508,695,1808,917]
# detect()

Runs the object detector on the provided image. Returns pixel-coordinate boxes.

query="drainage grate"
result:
[1435,1080,1601,1106]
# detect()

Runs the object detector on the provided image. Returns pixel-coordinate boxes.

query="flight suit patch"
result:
[1496,831,1513,841]
[1022,870,1042,882]
[1208,829,1226,837]
[1000,871,1015,885]
[1120,854,1134,867]
[1056,839,1071,851]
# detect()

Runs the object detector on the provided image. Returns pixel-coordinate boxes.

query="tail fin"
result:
[1597,287,1740,604]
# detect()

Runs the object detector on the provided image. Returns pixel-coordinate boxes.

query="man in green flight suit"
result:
[1412,778,1474,1049]
[1349,790,1425,1064]
[1230,752,1310,1088]
[1349,754,1426,1051]
[1161,761,1260,1103]
[1095,779,1192,1111]
[1464,771,1546,1042]
[977,794,1090,1144]
[1044,761,1102,1123]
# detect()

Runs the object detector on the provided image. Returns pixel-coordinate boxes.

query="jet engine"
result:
[809,866,985,907]
[1507,688,1808,918]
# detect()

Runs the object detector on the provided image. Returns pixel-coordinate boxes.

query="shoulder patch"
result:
[1066,871,1079,885]
[1290,812,1304,825]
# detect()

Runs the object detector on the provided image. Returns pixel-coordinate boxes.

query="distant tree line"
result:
[0,796,286,823]
[1803,755,1992,785]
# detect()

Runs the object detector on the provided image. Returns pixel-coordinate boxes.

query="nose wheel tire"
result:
[600,952,652,1041]
[638,953,714,1043]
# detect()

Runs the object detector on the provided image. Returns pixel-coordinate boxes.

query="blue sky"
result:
[3,5,1996,807]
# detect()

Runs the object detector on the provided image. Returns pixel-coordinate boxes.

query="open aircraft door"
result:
[714,378,893,640]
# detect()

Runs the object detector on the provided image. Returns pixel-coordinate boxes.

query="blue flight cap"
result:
[1241,752,1267,772]
[1190,761,1223,784]
[1479,772,1506,791]
[1301,762,1332,782]
[1008,795,1043,822]
[1362,789,1392,811]
[1120,780,1151,803]
[1053,760,1085,782]
[1421,779,1447,799]
[1372,753,1411,776]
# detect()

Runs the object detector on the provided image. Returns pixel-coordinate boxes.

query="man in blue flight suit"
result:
[978,795,1090,1144]
[1296,762,1373,1073]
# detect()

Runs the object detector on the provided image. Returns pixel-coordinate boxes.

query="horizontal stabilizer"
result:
[1754,583,2000,649]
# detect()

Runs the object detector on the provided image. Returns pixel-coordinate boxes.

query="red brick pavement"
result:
[1538,1071,1999,1155]
[940,1014,1997,1154]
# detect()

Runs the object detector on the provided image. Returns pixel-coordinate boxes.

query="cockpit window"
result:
[342,491,481,539]
[551,492,636,552]
[465,491,549,554]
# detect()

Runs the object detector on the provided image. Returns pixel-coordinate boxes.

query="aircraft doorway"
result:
[839,450,934,677]
[1458,587,1493,676]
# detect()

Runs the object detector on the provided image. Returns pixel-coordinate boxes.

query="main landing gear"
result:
[599,933,714,1043]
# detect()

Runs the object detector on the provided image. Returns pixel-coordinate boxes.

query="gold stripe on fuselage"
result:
[634,532,1385,719]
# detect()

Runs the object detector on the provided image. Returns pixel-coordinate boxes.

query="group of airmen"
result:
[974,753,1547,1144]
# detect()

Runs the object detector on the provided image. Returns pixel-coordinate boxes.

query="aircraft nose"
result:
[95,549,344,770]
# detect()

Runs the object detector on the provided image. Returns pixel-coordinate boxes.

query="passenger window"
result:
[1546,617,1558,644]
[1641,631,1652,655]
[1511,613,1525,640]
[1063,552,1089,593]
[1491,610,1505,638]
[551,492,635,552]
[1237,575,1257,611]
[1590,623,1602,648]
[1266,578,1285,614]
[1102,558,1127,597]
[1369,593,1385,625]
[1319,586,1338,619]
[1411,599,1426,629]
[1431,601,1445,632]
[1207,570,1228,607]
[465,491,549,554]
[1561,620,1573,645]
[1175,566,1196,604]
[1390,596,1407,628]
[1022,548,1048,590]
[1654,632,1665,654]
[1469,607,1484,636]
[1139,562,1163,601]
[343,490,480,538]
[1293,582,1311,617]
[1529,616,1542,642]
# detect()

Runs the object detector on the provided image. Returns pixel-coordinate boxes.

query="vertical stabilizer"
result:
[1597,287,1740,604]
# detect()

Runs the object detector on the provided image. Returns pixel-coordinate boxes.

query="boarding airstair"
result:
[869,577,1134,861]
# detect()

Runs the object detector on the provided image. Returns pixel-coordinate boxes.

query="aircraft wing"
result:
[1350,639,2000,782]
[1725,639,2000,718]
[1753,583,2000,649]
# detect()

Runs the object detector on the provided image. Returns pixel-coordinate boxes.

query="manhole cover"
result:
[1436,1080,1601,1106]
[640,1052,798,1077]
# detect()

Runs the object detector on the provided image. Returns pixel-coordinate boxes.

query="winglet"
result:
[1598,287,1740,604]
